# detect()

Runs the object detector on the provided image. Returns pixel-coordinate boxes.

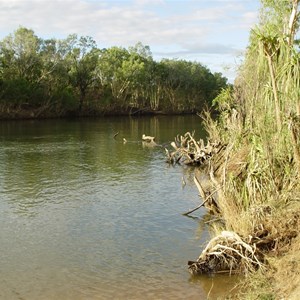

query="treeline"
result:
[0,27,228,118]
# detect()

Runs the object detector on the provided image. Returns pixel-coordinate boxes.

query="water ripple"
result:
[0,117,234,299]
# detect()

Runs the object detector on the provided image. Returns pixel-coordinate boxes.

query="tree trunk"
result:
[287,0,299,46]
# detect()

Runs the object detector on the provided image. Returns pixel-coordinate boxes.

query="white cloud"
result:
[0,0,260,81]
[133,0,165,6]
[241,11,258,28]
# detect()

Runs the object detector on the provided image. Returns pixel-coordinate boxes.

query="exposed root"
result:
[188,231,264,276]
[165,132,222,166]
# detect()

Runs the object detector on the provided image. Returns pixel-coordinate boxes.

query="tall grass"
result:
[204,0,300,238]
[194,3,300,297]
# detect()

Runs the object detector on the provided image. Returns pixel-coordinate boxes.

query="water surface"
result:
[0,116,236,299]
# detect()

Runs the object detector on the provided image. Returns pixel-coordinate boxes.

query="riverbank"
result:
[166,131,299,298]
[202,118,300,299]
[186,1,300,298]
[236,221,300,299]
[0,105,200,120]
[172,135,300,298]
[238,205,300,299]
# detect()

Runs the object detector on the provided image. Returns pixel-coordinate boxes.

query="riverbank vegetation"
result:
[0,28,228,119]
[179,0,300,298]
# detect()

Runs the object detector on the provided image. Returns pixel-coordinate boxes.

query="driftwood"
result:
[195,173,219,209]
[188,231,264,275]
[164,132,223,215]
[165,132,221,166]
[142,134,158,148]
[142,134,155,143]
[163,132,268,276]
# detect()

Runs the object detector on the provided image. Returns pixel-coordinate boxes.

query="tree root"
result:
[165,132,222,166]
[188,231,265,275]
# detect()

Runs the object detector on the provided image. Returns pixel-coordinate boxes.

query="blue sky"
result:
[0,0,260,81]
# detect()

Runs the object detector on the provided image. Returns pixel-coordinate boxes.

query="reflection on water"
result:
[0,116,236,299]
[189,274,241,299]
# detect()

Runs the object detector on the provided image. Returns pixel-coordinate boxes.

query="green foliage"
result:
[204,0,300,233]
[0,28,228,117]
[212,87,234,110]
[66,35,100,111]
[0,78,33,104]
[0,27,42,82]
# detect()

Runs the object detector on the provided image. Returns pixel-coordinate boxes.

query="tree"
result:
[0,27,42,82]
[0,27,45,107]
[66,35,100,111]
[0,27,229,116]
[96,46,131,107]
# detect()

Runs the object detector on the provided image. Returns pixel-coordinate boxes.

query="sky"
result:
[0,0,261,82]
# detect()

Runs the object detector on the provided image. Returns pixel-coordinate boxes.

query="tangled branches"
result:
[165,132,222,166]
[188,231,264,275]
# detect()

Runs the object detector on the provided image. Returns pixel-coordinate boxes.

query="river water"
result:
[0,115,236,299]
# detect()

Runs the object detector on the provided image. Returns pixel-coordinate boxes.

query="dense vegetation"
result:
[0,28,228,119]
[202,0,300,298]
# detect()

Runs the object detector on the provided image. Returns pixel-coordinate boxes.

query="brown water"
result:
[0,115,237,299]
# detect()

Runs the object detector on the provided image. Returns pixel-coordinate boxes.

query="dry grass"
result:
[185,3,300,298]
[229,212,300,300]
[273,234,300,299]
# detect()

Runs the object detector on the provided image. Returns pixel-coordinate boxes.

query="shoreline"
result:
[0,106,199,121]
[166,131,300,298]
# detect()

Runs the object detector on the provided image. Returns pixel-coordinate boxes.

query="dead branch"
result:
[182,193,213,216]
[113,132,119,139]
[165,132,222,166]
[142,134,155,143]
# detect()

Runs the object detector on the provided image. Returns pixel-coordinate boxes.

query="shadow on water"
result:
[189,273,241,299]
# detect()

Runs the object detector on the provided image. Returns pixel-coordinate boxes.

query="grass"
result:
[196,1,300,298]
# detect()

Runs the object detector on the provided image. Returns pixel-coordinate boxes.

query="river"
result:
[0,115,236,299]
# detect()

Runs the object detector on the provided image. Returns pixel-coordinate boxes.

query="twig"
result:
[113,132,119,139]
[207,280,214,300]
[182,185,222,216]
[182,196,211,216]
[194,175,206,199]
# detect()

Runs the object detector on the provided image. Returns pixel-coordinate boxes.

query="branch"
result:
[182,197,210,216]
[182,185,221,216]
